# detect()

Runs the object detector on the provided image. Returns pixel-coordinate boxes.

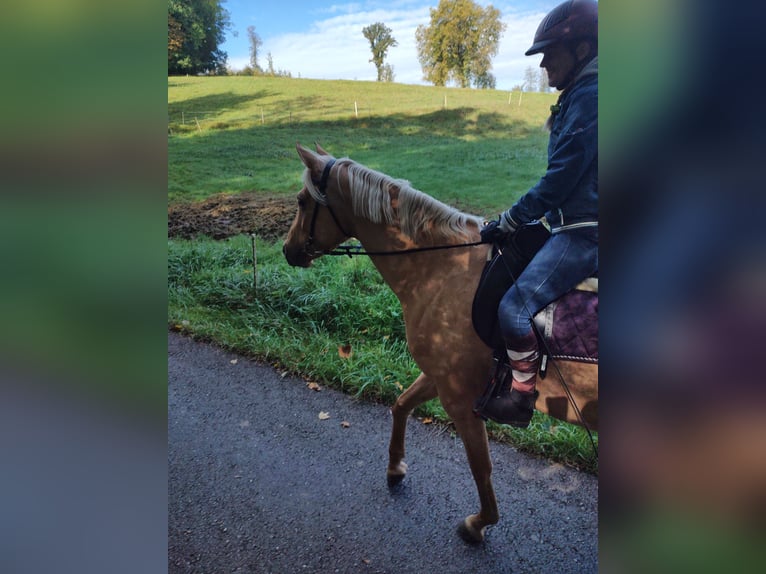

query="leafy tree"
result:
[168,0,230,75]
[415,0,505,88]
[247,25,263,72]
[362,23,398,82]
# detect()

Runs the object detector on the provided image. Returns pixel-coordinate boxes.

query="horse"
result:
[283,143,598,543]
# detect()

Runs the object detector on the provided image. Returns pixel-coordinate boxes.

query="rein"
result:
[306,158,486,258]
[324,241,486,258]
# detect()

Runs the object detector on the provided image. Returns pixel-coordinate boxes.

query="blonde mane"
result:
[305,158,481,242]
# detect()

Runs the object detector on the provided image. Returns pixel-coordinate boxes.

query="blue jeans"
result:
[498,228,598,341]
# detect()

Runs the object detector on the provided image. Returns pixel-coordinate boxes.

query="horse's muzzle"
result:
[282,243,312,268]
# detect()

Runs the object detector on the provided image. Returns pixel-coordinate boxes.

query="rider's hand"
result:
[480,219,507,244]
[480,213,519,244]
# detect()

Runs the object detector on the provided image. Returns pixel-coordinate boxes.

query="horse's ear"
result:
[315,142,330,156]
[296,142,320,170]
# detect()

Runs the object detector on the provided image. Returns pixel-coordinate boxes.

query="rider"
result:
[478,0,598,427]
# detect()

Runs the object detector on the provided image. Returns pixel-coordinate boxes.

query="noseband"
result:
[305,158,352,255]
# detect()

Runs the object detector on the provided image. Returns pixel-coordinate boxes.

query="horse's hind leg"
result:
[387,372,437,487]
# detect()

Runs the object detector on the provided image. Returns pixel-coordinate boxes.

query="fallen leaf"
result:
[307,382,322,392]
[230,359,238,365]
[338,344,353,359]
[422,417,433,425]
[340,421,351,428]
[280,371,289,378]
[362,558,371,565]
[394,381,403,391]
[318,411,330,420]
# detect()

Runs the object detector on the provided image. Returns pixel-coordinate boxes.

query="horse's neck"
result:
[354,222,485,304]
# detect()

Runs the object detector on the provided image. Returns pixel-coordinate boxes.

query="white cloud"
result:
[234,5,546,91]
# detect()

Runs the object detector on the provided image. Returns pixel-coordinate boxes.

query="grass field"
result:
[168,77,598,472]
[168,76,554,213]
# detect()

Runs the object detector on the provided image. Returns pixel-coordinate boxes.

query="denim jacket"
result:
[502,57,598,233]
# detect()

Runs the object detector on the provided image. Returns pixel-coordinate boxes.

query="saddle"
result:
[471,222,598,371]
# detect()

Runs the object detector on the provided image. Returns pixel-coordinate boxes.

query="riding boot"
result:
[479,330,540,428]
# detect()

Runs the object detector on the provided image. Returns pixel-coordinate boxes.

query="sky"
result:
[220,1,557,91]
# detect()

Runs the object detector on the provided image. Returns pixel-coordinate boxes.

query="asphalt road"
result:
[168,332,598,573]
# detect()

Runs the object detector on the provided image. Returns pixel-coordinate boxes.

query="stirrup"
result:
[473,350,509,420]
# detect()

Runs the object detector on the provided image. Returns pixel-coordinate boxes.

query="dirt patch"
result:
[168,192,296,241]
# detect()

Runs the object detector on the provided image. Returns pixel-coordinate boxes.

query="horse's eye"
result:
[297,196,306,209]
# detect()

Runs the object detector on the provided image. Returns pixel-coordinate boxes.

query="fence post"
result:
[250,233,258,295]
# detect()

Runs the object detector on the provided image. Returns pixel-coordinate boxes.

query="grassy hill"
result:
[168,76,555,215]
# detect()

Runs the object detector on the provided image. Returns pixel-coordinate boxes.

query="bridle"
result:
[304,158,353,256]
[303,157,484,258]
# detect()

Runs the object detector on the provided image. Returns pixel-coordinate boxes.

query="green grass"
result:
[168,77,597,473]
[168,76,553,214]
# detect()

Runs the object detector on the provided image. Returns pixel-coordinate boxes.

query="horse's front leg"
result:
[387,372,438,487]
[445,405,499,544]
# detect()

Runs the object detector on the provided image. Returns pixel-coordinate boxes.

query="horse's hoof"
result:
[457,518,485,544]
[387,473,405,489]
[387,461,407,489]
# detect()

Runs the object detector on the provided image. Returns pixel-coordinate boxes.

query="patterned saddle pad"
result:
[532,282,598,363]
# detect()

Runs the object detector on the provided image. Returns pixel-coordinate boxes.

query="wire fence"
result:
[168,91,543,133]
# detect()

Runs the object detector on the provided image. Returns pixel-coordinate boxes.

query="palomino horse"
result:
[283,143,598,543]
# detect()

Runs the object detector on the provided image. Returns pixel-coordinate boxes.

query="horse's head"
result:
[283,143,352,267]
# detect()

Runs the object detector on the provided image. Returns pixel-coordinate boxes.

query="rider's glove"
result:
[480,219,505,244]
[480,212,520,244]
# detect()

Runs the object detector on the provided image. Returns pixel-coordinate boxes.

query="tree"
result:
[247,25,263,73]
[520,66,550,92]
[168,0,230,75]
[415,0,505,88]
[538,68,550,93]
[362,23,398,82]
[523,66,538,92]
[381,64,395,83]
